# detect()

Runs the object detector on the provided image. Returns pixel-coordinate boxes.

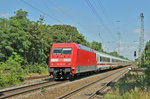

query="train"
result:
[48,43,130,80]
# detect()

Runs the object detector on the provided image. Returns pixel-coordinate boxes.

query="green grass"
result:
[104,71,150,99]
[104,87,150,99]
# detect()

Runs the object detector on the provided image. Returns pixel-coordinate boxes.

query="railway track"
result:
[88,69,128,99]
[57,67,129,99]
[0,66,130,99]
[0,80,67,99]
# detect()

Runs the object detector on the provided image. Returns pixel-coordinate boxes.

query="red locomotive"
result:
[48,43,130,80]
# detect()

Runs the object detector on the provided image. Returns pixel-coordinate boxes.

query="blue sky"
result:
[0,0,150,60]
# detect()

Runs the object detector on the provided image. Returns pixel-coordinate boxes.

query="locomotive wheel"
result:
[75,74,79,78]
[57,77,61,80]
[69,75,74,81]
[62,76,67,80]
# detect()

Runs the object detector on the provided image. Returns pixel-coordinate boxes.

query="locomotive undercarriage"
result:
[49,67,73,80]
[49,67,97,80]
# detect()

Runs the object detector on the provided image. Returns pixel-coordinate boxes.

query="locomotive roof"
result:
[52,43,128,62]
[78,44,94,52]
[52,43,94,52]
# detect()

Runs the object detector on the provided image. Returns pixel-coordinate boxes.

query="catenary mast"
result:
[138,13,144,65]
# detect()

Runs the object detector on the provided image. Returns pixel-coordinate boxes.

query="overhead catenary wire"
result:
[96,0,128,45]
[96,0,116,29]
[84,0,117,40]
[42,0,57,18]
[20,0,63,24]
[44,0,78,24]
[85,0,108,30]
[85,0,118,53]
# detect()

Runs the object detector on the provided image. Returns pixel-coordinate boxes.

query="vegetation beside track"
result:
[0,52,48,88]
[104,70,150,99]
[104,40,150,99]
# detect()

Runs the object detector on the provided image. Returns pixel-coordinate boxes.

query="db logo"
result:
[59,59,63,61]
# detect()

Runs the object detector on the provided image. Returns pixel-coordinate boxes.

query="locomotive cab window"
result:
[52,48,72,55]
[52,48,62,55]
[62,48,72,55]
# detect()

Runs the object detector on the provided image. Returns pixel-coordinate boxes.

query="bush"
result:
[0,52,24,88]
[24,63,48,74]
[0,52,48,88]
[144,66,150,86]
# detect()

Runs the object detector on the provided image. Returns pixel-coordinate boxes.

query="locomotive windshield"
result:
[52,48,72,55]
[52,48,62,55]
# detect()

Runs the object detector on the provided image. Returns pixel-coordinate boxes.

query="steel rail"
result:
[88,69,128,99]
[0,80,67,99]
[57,68,127,99]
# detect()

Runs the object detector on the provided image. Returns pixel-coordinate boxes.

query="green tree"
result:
[27,21,51,64]
[140,40,150,85]
[0,9,31,63]
[0,18,9,61]
[109,51,119,57]
[49,25,88,45]
[90,41,102,51]
[143,40,150,66]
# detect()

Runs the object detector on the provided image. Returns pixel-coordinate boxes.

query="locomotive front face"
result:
[49,47,74,79]
[50,47,72,67]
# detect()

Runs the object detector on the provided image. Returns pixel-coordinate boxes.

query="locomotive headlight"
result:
[63,58,71,62]
[51,59,58,62]
[51,63,55,65]
[66,63,71,65]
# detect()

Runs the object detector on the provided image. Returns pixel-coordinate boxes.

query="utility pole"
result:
[138,13,144,65]
[99,32,104,43]
[117,32,120,54]
[116,20,120,54]
[40,15,44,25]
